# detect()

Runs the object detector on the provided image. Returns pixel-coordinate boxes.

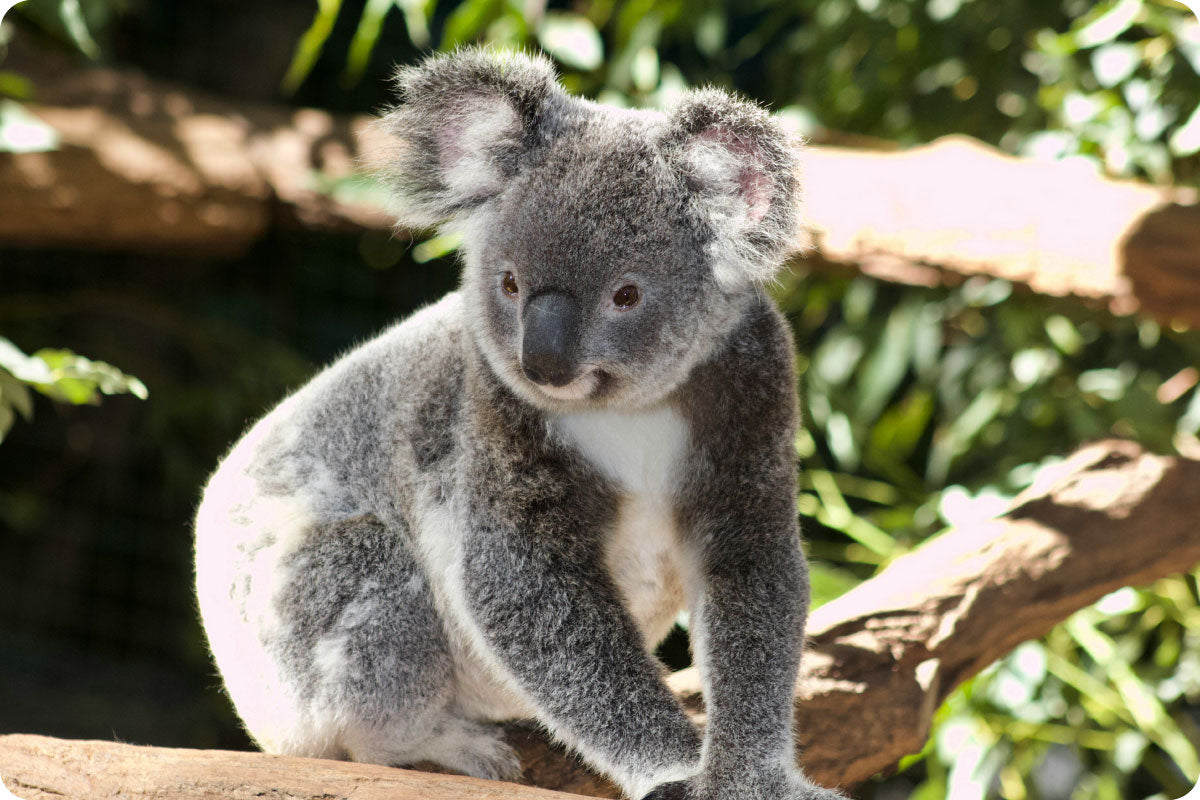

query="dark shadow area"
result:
[0,230,458,748]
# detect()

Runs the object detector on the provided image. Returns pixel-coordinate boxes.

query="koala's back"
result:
[194,291,489,757]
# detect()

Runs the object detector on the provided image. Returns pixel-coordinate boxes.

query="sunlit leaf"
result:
[0,70,34,100]
[396,0,433,48]
[807,561,861,608]
[441,0,502,49]
[0,369,34,421]
[1168,101,1200,156]
[1092,42,1141,88]
[1073,0,1144,49]
[281,0,344,94]
[0,99,58,154]
[29,348,149,404]
[341,0,395,87]
[57,0,100,59]
[857,298,918,422]
[538,12,603,71]
[0,337,51,383]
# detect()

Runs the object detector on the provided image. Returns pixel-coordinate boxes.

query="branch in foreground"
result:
[2,440,1197,799]
[3,58,1199,327]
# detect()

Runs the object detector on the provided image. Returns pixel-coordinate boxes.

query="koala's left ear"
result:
[664,89,802,286]
[373,47,564,229]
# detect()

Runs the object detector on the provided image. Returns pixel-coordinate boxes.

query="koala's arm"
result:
[456,456,702,798]
[663,304,842,800]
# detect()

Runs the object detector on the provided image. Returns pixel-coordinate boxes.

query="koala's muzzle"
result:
[521,291,582,387]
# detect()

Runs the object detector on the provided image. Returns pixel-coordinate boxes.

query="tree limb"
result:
[2,440,1197,798]
[3,61,1199,326]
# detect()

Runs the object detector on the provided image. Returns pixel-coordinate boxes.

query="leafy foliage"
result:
[0,337,147,444]
[3,0,1199,796]
[279,0,1199,184]
[773,270,1200,797]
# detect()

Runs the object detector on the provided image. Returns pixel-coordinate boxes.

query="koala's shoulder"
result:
[679,296,797,428]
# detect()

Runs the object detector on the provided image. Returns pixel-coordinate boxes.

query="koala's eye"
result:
[501,272,519,296]
[612,285,640,310]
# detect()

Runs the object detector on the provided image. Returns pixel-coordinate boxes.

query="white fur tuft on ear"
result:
[686,129,773,224]
[437,97,522,205]
[666,89,801,288]
[374,47,562,229]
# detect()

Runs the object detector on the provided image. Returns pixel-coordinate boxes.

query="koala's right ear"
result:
[374,47,562,228]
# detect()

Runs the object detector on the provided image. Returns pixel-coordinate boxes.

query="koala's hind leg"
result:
[341,712,521,781]
[269,514,516,779]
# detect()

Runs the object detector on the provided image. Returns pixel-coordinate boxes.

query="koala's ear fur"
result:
[376,47,562,228]
[664,88,802,286]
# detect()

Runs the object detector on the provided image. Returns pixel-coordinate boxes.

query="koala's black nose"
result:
[522,291,582,387]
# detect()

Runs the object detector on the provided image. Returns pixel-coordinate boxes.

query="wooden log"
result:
[2,440,1197,798]
[2,63,1200,326]
[797,137,1200,327]
[0,733,583,800]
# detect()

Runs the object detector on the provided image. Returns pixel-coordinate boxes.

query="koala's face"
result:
[379,50,800,410]
[461,114,746,410]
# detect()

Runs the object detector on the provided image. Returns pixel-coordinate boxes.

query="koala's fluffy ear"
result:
[375,48,562,228]
[664,89,802,286]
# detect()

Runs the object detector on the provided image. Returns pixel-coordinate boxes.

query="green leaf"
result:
[1073,0,1144,49]
[341,0,395,87]
[0,70,34,100]
[396,0,433,48]
[57,0,101,59]
[538,12,604,71]
[629,45,659,92]
[868,388,934,468]
[0,368,34,420]
[1066,613,1200,777]
[34,349,149,402]
[856,298,919,423]
[412,231,463,263]
[281,0,344,95]
[0,337,52,383]
[0,403,13,444]
[0,99,59,154]
[1168,101,1200,157]
[807,561,862,608]
[1091,42,1141,88]
[808,469,897,557]
[441,0,503,50]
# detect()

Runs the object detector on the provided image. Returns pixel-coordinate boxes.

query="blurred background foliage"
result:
[1,0,1199,798]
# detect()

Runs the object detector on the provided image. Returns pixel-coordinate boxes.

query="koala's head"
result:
[378,48,800,410]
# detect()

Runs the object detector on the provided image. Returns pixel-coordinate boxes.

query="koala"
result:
[195,48,845,800]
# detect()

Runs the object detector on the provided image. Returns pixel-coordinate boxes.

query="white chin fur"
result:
[534,370,600,401]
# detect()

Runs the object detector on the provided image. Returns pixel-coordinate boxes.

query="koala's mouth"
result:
[529,367,604,402]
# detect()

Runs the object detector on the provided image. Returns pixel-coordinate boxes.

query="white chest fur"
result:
[554,406,690,646]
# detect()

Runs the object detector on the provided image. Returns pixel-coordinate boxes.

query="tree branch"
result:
[3,62,1199,326]
[3,440,1197,798]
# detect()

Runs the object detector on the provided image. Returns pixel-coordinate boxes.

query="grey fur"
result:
[194,47,844,800]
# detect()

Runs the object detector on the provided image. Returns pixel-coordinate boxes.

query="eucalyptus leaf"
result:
[538,12,604,71]
[0,99,59,154]
[0,369,34,420]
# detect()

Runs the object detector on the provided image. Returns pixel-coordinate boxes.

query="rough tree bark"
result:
[2,61,1199,327]
[2,440,1198,799]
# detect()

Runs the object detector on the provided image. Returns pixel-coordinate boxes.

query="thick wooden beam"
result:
[3,65,1199,327]
[0,734,583,800]
[797,137,1200,327]
[3,441,1197,798]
